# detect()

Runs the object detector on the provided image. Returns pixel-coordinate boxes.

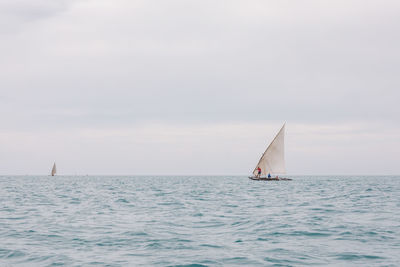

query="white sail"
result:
[51,162,57,176]
[253,124,286,176]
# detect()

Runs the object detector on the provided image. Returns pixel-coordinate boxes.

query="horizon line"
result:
[1,174,399,177]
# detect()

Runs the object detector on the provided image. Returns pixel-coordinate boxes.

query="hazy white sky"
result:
[1,0,399,175]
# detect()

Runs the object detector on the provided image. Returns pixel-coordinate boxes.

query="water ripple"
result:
[0,175,399,266]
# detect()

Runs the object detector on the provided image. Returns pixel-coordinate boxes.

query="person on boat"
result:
[268,173,271,178]
[257,167,261,178]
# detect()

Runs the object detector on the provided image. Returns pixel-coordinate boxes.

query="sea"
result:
[0,175,399,266]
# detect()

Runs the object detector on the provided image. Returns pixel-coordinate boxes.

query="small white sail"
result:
[253,124,286,176]
[51,162,57,176]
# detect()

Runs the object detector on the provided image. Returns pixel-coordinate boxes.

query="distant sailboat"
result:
[249,124,291,181]
[51,162,57,176]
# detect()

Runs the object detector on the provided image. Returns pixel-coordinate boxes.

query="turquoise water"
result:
[0,176,399,266]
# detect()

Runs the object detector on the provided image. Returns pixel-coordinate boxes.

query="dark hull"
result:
[248,177,292,181]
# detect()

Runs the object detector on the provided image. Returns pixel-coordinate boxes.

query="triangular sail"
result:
[51,163,57,176]
[253,124,286,176]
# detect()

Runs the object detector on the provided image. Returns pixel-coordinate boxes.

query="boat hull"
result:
[248,177,292,181]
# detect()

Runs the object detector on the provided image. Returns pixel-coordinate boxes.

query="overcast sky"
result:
[1,0,399,175]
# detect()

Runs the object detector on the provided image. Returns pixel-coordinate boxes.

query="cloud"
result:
[0,0,73,34]
[0,0,399,174]
[0,121,398,175]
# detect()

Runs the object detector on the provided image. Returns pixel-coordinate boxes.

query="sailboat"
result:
[249,123,292,181]
[51,162,57,176]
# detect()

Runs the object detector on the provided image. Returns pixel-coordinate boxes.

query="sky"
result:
[0,0,399,175]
